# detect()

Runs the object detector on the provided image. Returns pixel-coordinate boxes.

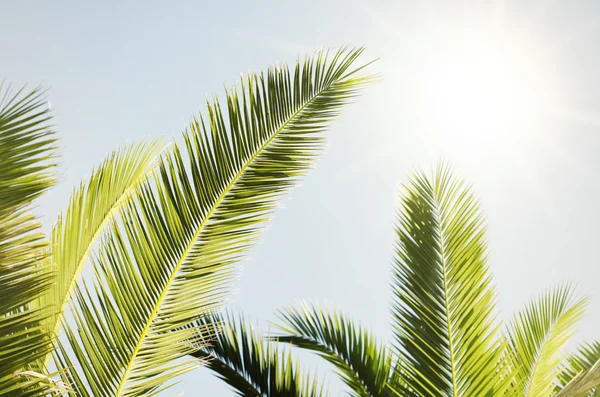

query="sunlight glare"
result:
[417,26,555,155]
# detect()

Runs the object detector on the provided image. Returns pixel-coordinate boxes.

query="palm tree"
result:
[0,47,374,396]
[197,165,600,397]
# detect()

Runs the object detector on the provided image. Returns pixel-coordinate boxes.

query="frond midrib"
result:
[522,308,570,397]
[435,198,459,397]
[114,76,342,396]
[523,329,553,397]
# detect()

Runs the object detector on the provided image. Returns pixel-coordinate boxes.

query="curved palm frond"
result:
[275,303,395,396]
[391,163,506,397]
[0,84,59,395]
[37,139,166,366]
[506,284,588,397]
[189,312,328,396]
[56,47,374,396]
[555,341,600,396]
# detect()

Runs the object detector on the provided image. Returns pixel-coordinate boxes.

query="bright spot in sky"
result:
[415,25,560,158]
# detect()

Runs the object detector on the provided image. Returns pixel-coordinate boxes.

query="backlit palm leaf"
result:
[556,341,600,396]
[507,285,588,397]
[554,359,600,397]
[38,139,165,367]
[275,303,395,396]
[0,85,59,395]
[391,164,505,397]
[56,47,373,396]
[191,312,328,396]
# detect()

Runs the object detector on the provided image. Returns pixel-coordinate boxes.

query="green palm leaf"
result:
[37,139,166,367]
[275,303,395,396]
[0,85,56,215]
[556,341,600,396]
[391,164,505,397]
[0,84,60,395]
[506,285,588,397]
[190,312,328,396]
[56,47,374,396]
[555,358,600,397]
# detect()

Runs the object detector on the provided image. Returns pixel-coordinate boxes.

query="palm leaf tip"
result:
[391,163,505,397]
[57,46,374,396]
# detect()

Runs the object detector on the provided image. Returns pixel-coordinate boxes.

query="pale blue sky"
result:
[2,0,600,395]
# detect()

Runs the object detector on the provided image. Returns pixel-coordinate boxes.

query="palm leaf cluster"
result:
[0,85,60,396]
[201,165,600,397]
[0,47,373,396]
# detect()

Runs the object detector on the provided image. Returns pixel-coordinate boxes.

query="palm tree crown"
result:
[199,165,600,397]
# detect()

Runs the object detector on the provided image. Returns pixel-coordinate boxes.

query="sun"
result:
[415,24,558,158]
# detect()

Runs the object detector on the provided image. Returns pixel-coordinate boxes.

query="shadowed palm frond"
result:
[507,284,588,397]
[190,312,328,397]
[391,163,506,397]
[0,84,59,395]
[555,341,600,397]
[37,139,166,367]
[275,303,395,397]
[0,85,57,216]
[55,47,374,397]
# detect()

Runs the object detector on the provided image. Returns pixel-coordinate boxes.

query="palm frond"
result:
[554,358,600,397]
[275,302,395,396]
[507,284,588,397]
[190,311,328,396]
[0,84,57,216]
[391,163,505,397]
[0,84,58,395]
[37,140,165,366]
[556,341,600,396]
[56,47,374,396]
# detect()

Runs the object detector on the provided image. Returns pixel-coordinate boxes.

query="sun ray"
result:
[364,1,589,220]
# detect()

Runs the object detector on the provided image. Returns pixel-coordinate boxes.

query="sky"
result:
[2,0,600,395]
